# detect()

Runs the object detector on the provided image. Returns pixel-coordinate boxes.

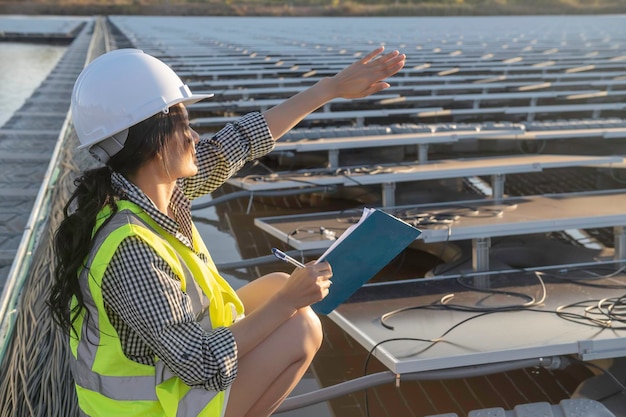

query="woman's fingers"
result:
[332,46,405,99]
[376,51,406,77]
[312,262,333,298]
[374,50,401,66]
[323,280,333,290]
[360,46,386,64]
[281,261,333,308]
[363,48,404,72]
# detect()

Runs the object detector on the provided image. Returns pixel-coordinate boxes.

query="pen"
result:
[272,248,306,269]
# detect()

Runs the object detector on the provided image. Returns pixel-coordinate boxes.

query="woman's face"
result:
[162,104,200,180]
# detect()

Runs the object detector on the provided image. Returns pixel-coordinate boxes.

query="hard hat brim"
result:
[76,92,214,150]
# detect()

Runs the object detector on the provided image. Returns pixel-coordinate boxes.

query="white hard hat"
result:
[71,49,213,163]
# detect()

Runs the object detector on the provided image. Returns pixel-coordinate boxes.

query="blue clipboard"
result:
[312,208,422,315]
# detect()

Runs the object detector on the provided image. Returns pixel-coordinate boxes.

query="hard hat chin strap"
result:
[88,129,129,164]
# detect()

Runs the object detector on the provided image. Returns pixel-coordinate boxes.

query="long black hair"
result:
[48,104,187,337]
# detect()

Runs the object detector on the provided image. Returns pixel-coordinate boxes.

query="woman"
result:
[49,47,405,417]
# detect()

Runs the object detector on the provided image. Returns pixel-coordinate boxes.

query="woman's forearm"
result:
[262,77,336,140]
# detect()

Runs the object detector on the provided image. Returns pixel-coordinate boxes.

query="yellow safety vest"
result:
[69,200,244,417]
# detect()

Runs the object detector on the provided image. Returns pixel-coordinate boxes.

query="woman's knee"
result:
[235,308,323,378]
[237,272,290,313]
[293,307,323,354]
[263,271,290,286]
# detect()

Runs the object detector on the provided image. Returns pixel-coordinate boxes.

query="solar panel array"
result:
[107,15,626,243]
[109,15,626,132]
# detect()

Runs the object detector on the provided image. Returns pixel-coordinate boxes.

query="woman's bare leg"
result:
[235,272,291,313]
[224,273,323,417]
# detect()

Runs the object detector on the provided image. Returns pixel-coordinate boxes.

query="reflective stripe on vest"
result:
[70,203,241,417]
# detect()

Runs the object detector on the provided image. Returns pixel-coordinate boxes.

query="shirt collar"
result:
[111,172,194,248]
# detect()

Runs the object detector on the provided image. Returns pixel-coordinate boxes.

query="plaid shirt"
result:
[101,112,274,391]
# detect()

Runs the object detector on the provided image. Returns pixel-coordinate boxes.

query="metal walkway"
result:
[0,17,90,292]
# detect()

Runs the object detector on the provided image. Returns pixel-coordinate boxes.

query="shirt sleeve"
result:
[101,236,238,391]
[182,112,275,199]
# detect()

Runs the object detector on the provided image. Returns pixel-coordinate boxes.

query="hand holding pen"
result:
[272,248,333,308]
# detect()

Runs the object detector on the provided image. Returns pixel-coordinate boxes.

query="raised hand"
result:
[329,46,407,99]
[263,45,406,140]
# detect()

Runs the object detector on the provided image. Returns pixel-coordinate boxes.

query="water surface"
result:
[0,42,66,127]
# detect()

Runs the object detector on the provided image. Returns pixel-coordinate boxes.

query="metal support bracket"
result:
[327,149,340,169]
[382,182,396,207]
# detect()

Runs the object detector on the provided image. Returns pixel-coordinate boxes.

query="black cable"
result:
[394,204,510,275]
[239,160,456,190]
[454,273,544,305]
[362,337,439,417]
[363,306,547,417]
[556,297,626,329]
[537,266,626,290]
[378,269,626,335]
[286,226,342,244]
[362,299,626,417]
